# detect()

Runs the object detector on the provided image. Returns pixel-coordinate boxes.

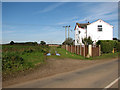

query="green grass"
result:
[47,46,85,60]
[21,52,45,66]
[2,45,119,76]
[2,45,49,75]
[92,52,119,60]
[47,46,119,60]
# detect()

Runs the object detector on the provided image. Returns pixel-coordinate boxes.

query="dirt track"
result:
[2,58,118,87]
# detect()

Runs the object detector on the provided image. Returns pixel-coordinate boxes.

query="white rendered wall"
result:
[87,20,113,44]
[75,25,86,45]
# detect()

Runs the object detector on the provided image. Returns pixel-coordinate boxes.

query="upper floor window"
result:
[98,25,102,31]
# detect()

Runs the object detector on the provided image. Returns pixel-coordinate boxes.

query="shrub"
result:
[62,37,74,45]
[40,41,46,45]
[2,53,24,71]
[116,42,120,52]
[10,41,14,45]
[96,40,116,53]
[82,36,93,45]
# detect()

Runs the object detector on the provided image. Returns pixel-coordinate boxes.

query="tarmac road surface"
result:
[6,59,119,88]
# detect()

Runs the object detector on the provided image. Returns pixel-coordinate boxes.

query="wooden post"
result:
[84,45,85,57]
[71,45,72,53]
[66,45,68,51]
[75,45,76,54]
[99,45,101,56]
[65,45,66,50]
[77,45,79,55]
[80,44,81,55]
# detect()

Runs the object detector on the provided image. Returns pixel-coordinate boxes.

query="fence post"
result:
[75,45,76,54]
[84,45,85,57]
[80,44,81,55]
[99,45,101,56]
[88,45,92,57]
[71,45,72,53]
[77,46,79,55]
[66,45,68,51]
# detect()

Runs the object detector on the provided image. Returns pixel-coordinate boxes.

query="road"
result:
[6,59,119,88]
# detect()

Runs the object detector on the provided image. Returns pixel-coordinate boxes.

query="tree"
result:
[113,38,118,40]
[62,37,74,45]
[10,41,14,45]
[40,41,46,45]
[82,36,93,45]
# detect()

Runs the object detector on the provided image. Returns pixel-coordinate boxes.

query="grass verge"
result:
[47,46,119,60]
[92,52,119,60]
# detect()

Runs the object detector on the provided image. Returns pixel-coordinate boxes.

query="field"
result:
[2,45,118,79]
[2,45,49,77]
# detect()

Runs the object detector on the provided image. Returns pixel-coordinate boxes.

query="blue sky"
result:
[2,2,118,44]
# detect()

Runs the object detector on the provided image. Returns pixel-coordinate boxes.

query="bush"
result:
[10,41,14,45]
[96,40,116,53]
[40,41,46,45]
[62,37,74,45]
[116,42,120,52]
[2,53,24,71]
[82,36,93,45]
[2,45,50,73]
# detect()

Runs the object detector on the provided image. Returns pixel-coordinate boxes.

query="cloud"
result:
[57,2,118,26]
[74,2,118,23]
[35,2,65,14]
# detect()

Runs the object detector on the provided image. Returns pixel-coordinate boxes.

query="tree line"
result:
[9,41,46,45]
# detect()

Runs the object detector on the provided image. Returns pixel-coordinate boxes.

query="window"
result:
[98,25,102,31]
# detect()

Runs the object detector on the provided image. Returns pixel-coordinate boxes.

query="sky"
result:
[2,2,118,44]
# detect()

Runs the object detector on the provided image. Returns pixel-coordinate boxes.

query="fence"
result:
[62,45,101,57]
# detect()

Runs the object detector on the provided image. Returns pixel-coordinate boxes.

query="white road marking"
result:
[103,77,120,90]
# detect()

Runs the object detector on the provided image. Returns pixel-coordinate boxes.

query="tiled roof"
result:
[76,23,91,27]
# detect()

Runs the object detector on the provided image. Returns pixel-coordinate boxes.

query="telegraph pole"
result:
[68,25,70,38]
[63,26,68,40]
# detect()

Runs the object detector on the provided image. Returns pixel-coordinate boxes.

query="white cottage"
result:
[74,19,113,45]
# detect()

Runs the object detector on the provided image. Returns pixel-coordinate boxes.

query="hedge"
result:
[96,40,118,53]
[116,42,120,52]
